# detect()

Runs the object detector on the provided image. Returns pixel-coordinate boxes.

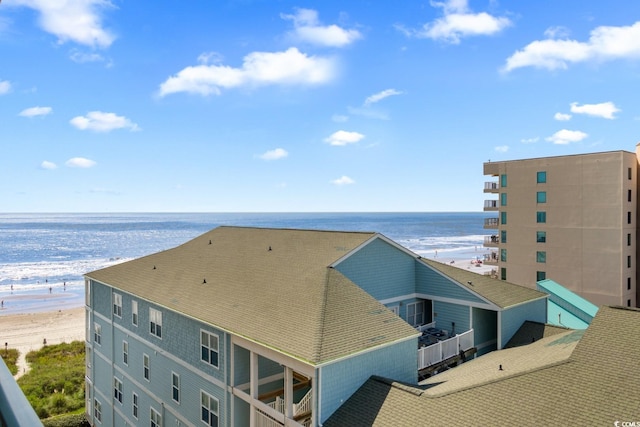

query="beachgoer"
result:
[49,287,52,294]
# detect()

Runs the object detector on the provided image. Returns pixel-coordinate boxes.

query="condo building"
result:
[483,146,640,308]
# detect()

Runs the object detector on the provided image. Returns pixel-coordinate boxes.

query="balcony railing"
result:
[484,182,499,193]
[484,200,498,210]
[483,251,498,265]
[484,217,499,228]
[0,358,42,426]
[484,235,499,246]
[418,329,474,370]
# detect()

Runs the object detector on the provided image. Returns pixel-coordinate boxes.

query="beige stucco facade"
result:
[483,147,640,308]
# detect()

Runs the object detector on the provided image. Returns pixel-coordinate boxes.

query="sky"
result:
[1,0,640,213]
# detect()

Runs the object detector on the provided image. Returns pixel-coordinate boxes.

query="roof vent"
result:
[268,246,272,251]
[153,265,156,270]
[467,281,473,286]
[202,278,207,284]
[209,240,212,245]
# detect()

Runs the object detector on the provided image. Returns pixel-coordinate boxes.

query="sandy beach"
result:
[0,307,85,378]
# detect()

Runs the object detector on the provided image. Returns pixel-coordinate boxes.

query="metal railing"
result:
[484,200,498,209]
[484,182,499,191]
[484,217,499,227]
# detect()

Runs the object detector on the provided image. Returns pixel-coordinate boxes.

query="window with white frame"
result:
[94,399,102,423]
[201,330,219,368]
[143,354,150,381]
[150,308,162,338]
[132,300,138,326]
[123,341,128,365]
[132,392,138,419]
[201,391,219,427]
[94,323,102,345]
[406,301,425,326]
[171,372,180,403]
[114,377,123,403]
[150,407,162,427]
[113,293,122,318]
[389,306,399,316]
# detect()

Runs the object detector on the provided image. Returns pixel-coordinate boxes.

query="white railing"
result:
[294,389,312,416]
[256,409,284,427]
[418,329,474,370]
[416,321,436,333]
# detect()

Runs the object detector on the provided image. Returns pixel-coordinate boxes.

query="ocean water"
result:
[0,212,487,314]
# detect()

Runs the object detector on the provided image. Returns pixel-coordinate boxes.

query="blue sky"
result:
[1,0,639,212]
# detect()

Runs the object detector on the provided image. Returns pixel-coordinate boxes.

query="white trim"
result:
[497,311,503,350]
[232,335,315,377]
[171,371,180,404]
[330,234,421,268]
[380,292,499,311]
[200,329,220,370]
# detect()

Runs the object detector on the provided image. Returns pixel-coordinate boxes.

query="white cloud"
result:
[197,52,224,65]
[554,112,572,121]
[521,137,540,144]
[40,160,57,170]
[400,0,511,44]
[281,8,361,47]
[347,106,389,120]
[69,49,106,64]
[363,89,403,107]
[19,106,52,117]
[65,157,96,168]
[332,114,349,123]
[0,80,11,95]
[570,101,620,119]
[545,129,588,145]
[324,130,365,146]
[503,21,640,72]
[158,47,335,97]
[494,145,509,153]
[11,0,116,48]
[70,111,140,132]
[331,175,355,185]
[259,148,288,161]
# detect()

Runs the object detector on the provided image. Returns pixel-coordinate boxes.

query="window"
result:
[132,393,138,419]
[151,408,162,427]
[143,354,150,381]
[628,299,632,307]
[94,323,101,345]
[537,171,547,183]
[537,211,546,223]
[537,231,546,243]
[500,193,507,206]
[629,189,632,202]
[150,308,162,338]
[500,267,507,281]
[500,174,507,188]
[500,230,507,244]
[536,191,547,203]
[537,271,546,281]
[628,277,631,290]
[629,167,632,180]
[201,331,220,368]
[628,233,632,246]
[123,341,128,365]
[628,212,632,225]
[132,300,138,326]
[536,251,546,263]
[201,391,219,427]
[114,377,123,404]
[628,255,632,268]
[113,293,122,318]
[94,399,102,423]
[389,306,399,316]
[172,372,180,403]
[500,211,507,225]
[406,301,425,326]
[500,248,507,262]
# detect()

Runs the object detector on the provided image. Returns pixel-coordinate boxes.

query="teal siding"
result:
[416,263,485,304]
[319,339,417,424]
[335,238,415,300]
[501,299,547,348]
[472,307,497,353]
[433,301,470,335]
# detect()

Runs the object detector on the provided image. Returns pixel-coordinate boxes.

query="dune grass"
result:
[0,348,20,375]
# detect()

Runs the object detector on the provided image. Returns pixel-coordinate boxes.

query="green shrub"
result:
[0,348,20,375]
[43,412,89,427]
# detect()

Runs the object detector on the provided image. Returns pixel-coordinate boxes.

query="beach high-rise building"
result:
[482,146,640,308]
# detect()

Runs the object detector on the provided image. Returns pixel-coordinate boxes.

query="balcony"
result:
[483,251,498,265]
[484,235,499,247]
[484,217,499,229]
[417,327,475,370]
[484,200,498,211]
[484,181,499,193]
[0,358,42,426]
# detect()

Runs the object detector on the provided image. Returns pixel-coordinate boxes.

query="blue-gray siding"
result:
[433,300,470,335]
[416,263,485,304]
[500,299,547,348]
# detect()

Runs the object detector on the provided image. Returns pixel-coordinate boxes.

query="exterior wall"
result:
[500,299,547,349]
[318,338,417,424]
[484,150,639,307]
[87,279,228,427]
[416,263,485,304]
[335,238,416,300]
[472,307,497,355]
[432,301,470,336]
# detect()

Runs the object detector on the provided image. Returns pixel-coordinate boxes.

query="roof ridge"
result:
[311,268,333,362]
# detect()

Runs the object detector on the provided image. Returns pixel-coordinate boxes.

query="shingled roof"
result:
[420,259,547,308]
[324,306,640,426]
[86,226,419,365]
